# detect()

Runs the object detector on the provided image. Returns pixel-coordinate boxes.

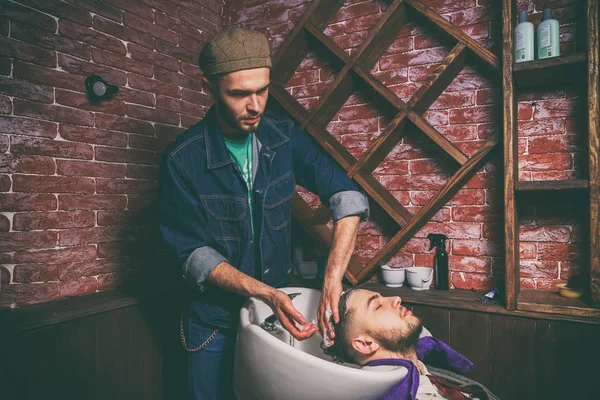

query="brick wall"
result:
[0,0,223,307]
[226,0,586,291]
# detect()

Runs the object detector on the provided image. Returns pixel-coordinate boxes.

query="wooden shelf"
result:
[517,289,600,319]
[513,52,587,88]
[515,179,589,191]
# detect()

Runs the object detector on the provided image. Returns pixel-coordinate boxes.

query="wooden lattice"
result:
[271,0,501,285]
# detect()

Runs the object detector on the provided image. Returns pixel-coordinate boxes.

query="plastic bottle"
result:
[427,233,449,290]
[537,8,560,59]
[514,11,534,63]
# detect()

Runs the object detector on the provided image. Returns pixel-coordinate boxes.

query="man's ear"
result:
[352,334,379,356]
[201,76,215,98]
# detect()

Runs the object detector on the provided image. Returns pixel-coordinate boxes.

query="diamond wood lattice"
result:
[272,0,501,285]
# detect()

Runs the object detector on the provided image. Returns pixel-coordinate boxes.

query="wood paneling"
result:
[449,310,491,387]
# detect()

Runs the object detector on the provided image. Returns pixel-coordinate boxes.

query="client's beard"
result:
[369,319,423,355]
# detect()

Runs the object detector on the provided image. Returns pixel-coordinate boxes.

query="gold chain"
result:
[180,313,219,352]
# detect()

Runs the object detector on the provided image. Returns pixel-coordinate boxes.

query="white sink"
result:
[233,287,407,400]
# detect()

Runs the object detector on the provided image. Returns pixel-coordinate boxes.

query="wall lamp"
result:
[85,75,119,102]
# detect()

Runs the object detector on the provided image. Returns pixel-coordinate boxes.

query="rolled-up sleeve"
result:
[328,190,369,222]
[158,154,226,291]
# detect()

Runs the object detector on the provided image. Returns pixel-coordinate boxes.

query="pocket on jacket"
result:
[264,172,295,230]
[201,196,247,241]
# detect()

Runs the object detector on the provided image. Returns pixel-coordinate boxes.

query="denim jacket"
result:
[158,107,369,328]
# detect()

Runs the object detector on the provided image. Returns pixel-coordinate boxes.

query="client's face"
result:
[349,290,422,353]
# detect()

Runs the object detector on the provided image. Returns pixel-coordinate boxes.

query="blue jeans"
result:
[183,313,237,400]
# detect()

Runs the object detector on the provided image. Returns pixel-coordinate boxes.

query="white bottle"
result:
[537,8,560,59]
[514,11,534,63]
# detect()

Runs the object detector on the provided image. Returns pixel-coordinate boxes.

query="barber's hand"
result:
[266,290,318,340]
[317,279,343,344]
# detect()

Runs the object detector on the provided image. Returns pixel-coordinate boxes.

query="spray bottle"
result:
[427,233,449,290]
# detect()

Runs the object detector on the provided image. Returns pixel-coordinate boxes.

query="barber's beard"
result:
[215,97,261,135]
[370,319,423,355]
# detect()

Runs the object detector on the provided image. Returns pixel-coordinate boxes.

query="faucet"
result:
[260,292,301,331]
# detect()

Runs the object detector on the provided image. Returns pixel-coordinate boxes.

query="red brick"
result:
[519,153,572,171]
[55,89,127,116]
[96,179,157,194]
[449,255,491,273]
[407,206,451,223]
[401,237,430,254]
[422,110,448,126]
[179,34,205,53]
[449,105,497,124]
[58,194,127,210]
[0,231,57,252]
[534,98,580,119]
[128,73,181,98]
[0,57,9,76]
[158,67,203,92]
[0,76,53,103]
[14,245,97,264]
[429,92,475,110]
[107,0,154,21]
[180,62,203,80]
[11,136,93,159]
[155,40,197,65]
[72,0,123,22]
[452,205,501,222]
[126,194,156,210]
[156,95,203,117]
[0,115,57,138]
[10,21,91,61]
[520,260,559,278]
[520,225,571,243]
[18,0,93,25]
[0,214,9,232]
[155,11,198,39]
[96,270,139,291]
[408,159,450,175]
[0,36,56,68]
[57,160,126,178]
[181,89,211,107]
[528,135,579,154]
[92,48,153,77]
[12,61,77,92]
[384,36,414,56]
[0,282,60,307]
[0,193,57,211]
[437,125,478,141]
[445,6,492,26]
[155,124,186,140]
[12,174,95,194]
[0,154,55,175]
[446,73,494,92]
[128,43,179,71]
[95,146,155,165]
[476,88,500,105]
[518,118,565,136]
[0,174,10,191]
[59,20,126,55]
[58,54,127,86]
[129,135,171,153]
[126,104,180,125]
[518,103,533,120]
[97,210,146,226]
[13,263,59,283]
[60,276,98,297]
[331,1,379,23]
[95,114,154,135]
[1,2,57,31]
[452,239,499,256]
[416,222,482,239]
[118,87,155,107]
[59,226,129,246]
[451,272,494,290]
[385,253,413,268]
[538,243,580,261]
[380,48,447,70]
[124,13,178,44]
[59,125,127,148]
[1,266,10,284]
[373,160,409,176]
[179,5,221,28]
[0,95,10,114]
[59,258,127,280]
[381,174,448,191]
[14,99,94,127]
[520,242,537,260]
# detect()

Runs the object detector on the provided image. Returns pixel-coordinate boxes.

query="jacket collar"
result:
[204,106,289,170]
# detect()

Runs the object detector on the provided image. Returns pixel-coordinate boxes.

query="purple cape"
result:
[364,336,473,400]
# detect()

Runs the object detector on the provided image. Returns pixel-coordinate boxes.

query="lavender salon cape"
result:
[364,337,473,400]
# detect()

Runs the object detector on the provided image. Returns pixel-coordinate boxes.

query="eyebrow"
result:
[227,83,270,95]
[366,293,380,311]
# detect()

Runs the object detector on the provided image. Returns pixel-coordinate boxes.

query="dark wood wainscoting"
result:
[0,289,187,400]
[2,284,599,400]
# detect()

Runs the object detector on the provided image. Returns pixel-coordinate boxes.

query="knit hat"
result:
[199,27,272,76]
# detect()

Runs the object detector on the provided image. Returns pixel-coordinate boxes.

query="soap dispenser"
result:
[537,8,560,59]
[427,233,449,290]
[514,11,534,63]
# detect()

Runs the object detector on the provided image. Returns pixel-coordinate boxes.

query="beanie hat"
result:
[199,27,272,76]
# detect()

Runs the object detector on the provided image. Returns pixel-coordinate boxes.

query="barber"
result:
[158,27,369,399]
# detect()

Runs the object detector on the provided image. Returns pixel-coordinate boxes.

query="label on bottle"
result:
[515,28,526,61]
[539,24,551,58]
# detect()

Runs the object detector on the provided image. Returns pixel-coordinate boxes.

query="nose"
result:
[390,296,402,308]
[247,94,259,113]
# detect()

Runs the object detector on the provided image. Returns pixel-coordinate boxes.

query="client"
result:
[323,289,499,400]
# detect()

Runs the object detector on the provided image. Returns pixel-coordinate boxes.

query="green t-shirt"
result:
[223,134,254,235]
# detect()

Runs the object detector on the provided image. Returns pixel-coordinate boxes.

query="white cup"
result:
[380,265,406,287]
[406,267,433,290]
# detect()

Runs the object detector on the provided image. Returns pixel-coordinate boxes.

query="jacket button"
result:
[264,268,270,274]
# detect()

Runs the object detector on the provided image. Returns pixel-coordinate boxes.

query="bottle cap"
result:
[542,9,552,21]
[519,11,528,23]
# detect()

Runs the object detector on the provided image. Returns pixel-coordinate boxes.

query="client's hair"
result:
[322,289,359,364]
